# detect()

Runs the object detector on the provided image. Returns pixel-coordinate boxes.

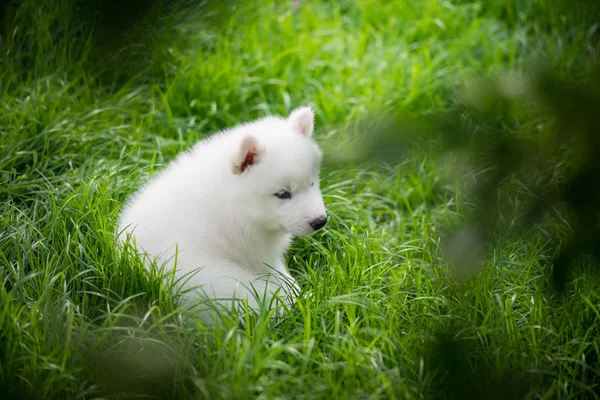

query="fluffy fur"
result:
[117,107,327,314]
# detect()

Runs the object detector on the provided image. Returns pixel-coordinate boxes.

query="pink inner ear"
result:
[240,145,258,173]
[295,114,313,136]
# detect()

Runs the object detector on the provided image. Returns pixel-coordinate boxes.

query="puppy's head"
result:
[232,107,327,236]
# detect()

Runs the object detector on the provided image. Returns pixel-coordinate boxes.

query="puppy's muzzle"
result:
[310,215,328,231]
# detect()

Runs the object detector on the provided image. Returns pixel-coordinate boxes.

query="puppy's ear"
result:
[288,106,314,137]
[232,135,263,174]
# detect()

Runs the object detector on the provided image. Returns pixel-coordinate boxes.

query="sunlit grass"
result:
[1,0,599,398]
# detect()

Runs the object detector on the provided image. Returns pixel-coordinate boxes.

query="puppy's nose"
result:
[310,215,328,231]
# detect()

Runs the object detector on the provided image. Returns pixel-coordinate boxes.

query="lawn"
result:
[1,0,600,398]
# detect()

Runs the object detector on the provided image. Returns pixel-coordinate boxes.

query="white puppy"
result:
[118,107,327,315]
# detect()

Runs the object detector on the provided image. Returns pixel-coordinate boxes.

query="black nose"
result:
[310,215,328,231]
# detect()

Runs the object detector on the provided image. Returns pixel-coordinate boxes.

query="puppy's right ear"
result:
[288,106,314,137]
[232,135,263,174]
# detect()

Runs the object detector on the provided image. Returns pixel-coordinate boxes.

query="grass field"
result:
[1,0,600,398]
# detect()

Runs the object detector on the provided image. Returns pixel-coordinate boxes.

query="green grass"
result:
[1,0,600,398]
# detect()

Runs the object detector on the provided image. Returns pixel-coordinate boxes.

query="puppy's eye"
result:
[274,190,292,200]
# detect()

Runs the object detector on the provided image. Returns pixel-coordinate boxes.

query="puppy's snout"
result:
[310,215,328,231]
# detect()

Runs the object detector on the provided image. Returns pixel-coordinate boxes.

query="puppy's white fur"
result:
[118,107,326,313]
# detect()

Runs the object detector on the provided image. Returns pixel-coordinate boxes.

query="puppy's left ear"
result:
[288,106,314,137]
[232,135,263,175]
